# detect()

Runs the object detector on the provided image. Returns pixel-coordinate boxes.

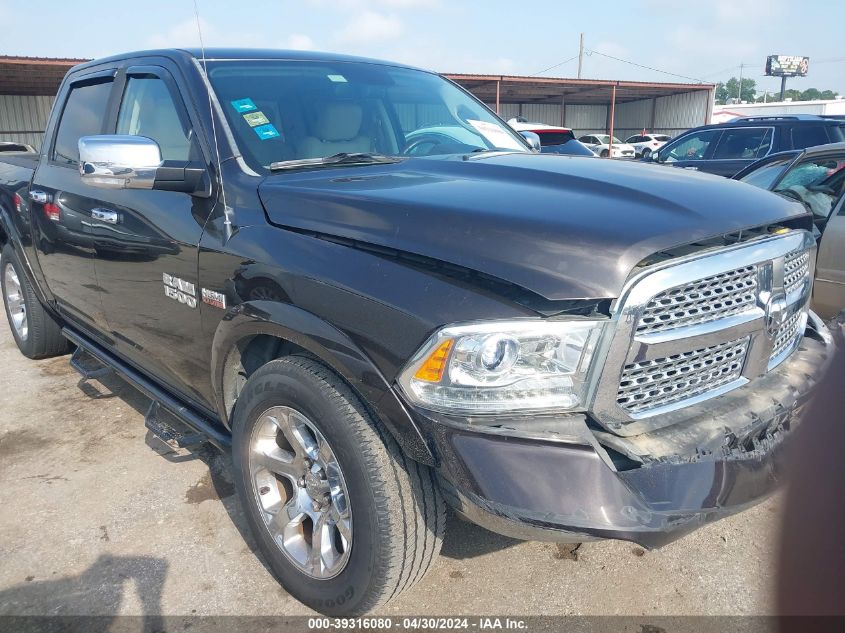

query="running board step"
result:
[144,401,208,450]
[70,347,114,380]
[62,327,231,451]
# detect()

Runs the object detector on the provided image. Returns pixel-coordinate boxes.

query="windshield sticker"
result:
[254,123,281,140]
[243,111,270,127]
[327,74,348,83]
[231,98,257,113]
[466,119,524,151]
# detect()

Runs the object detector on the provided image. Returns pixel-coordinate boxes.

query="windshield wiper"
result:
[270,152,401,171]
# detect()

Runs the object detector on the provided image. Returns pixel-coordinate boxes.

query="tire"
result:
[1,244,69,359]
[600,149,609,158]
[642,148,652,159]
[231,356,445,615]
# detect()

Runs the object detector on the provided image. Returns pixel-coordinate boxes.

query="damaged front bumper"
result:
[426,316,835,549]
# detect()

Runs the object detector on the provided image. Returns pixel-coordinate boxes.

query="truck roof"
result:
[73,48,424,73]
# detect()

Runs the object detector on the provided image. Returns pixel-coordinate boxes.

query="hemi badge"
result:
[201,288,227,309]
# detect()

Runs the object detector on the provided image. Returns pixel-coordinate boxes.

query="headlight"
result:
[397,320,606,414]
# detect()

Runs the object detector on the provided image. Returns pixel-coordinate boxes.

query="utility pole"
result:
[577,33,584,79]
[737,63,744,103]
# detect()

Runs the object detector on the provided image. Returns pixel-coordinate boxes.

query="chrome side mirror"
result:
[519,131,542,152]
[78,135,162,190]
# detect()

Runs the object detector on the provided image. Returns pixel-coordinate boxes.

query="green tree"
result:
[801,88,822,101]
[725,77,757,103]
[715,81,729,105]
[751,87,839,102]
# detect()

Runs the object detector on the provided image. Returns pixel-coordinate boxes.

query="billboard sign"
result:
[765,55,809,77]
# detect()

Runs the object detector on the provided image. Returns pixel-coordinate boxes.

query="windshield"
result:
[206,60,529,172]
[739,156,793,190]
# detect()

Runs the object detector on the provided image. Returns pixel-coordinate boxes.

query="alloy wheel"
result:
[248,406,353,579]
[3,263,27,341]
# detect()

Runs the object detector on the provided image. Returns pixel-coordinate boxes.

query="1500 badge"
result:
[162,273,197,308]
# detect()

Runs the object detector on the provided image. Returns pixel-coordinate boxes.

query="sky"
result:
[1,0,843,96]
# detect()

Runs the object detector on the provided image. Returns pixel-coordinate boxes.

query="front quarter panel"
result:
[199,223,538,464]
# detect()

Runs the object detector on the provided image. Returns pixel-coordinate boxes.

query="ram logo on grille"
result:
[590,231,815,436]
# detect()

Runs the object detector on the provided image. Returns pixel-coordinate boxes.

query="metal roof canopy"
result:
[0,56,714,103]
[0,56,87,96]
[445,74,714,108]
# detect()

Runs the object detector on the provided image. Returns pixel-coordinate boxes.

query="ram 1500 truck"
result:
[0,49,835,615]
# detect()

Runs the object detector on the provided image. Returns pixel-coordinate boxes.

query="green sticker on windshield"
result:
[243,111,270,127]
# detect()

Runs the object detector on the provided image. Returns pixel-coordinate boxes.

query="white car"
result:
[624,133,672,158]
[577,134,636,158]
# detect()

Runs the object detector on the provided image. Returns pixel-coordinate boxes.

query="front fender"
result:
[211,300,435,465]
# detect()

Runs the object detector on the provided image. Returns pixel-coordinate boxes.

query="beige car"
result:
[736,142,845,320]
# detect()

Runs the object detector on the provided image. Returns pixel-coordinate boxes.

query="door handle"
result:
[91,208,119,224]
[29,190,48,204]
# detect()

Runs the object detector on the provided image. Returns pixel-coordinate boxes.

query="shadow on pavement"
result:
[0,554,167,630]
[73,364,519,568]
[440,512,521,560]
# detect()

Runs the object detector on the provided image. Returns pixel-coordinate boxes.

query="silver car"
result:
[735,142,845,319]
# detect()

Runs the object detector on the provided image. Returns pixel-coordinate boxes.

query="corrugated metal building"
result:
[0,56,86,150]
[712,98,845,124]
[447,74,715,140]
[0,56,715,151]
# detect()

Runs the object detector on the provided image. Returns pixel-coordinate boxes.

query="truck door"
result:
[86,65,216,406]
[814,197,845,320]
[29,72,116,333]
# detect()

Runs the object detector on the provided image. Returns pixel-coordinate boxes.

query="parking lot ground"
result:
[0,325,782,617]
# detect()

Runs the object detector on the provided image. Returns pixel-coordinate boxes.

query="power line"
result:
[530,54,579,77]
[585,48,707,83]
[700,64,744,79]
[812,56,845,65]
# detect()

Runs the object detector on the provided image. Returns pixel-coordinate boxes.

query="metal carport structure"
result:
[0,56,86,149]
[445,74,715,143]
[0,56,715,151]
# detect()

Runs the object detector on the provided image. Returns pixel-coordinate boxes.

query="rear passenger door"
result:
[87,63,218,407]
[707,127,774,177]
[791,125,833,150]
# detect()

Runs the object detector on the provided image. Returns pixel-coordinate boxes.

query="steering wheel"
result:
[402,134,449,156]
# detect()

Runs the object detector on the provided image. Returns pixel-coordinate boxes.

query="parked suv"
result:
[624,133,671,158]
[507,119,596,156]
[0,48,835,616]
[650,115,845,177]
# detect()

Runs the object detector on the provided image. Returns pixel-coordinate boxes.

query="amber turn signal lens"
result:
[413,339,454,383]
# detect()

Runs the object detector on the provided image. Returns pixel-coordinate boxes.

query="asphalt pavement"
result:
[0,324,783,617]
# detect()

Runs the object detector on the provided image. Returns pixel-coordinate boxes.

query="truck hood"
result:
[257,153,807,300]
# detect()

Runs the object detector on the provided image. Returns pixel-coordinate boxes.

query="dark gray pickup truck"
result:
[0,48,835,615]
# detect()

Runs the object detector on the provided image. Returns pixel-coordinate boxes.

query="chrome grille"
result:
[784,250,810,296]
[770,311,804,364]
[636,265,757,334]
[592,230,816,435]
[617,338,749,415]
